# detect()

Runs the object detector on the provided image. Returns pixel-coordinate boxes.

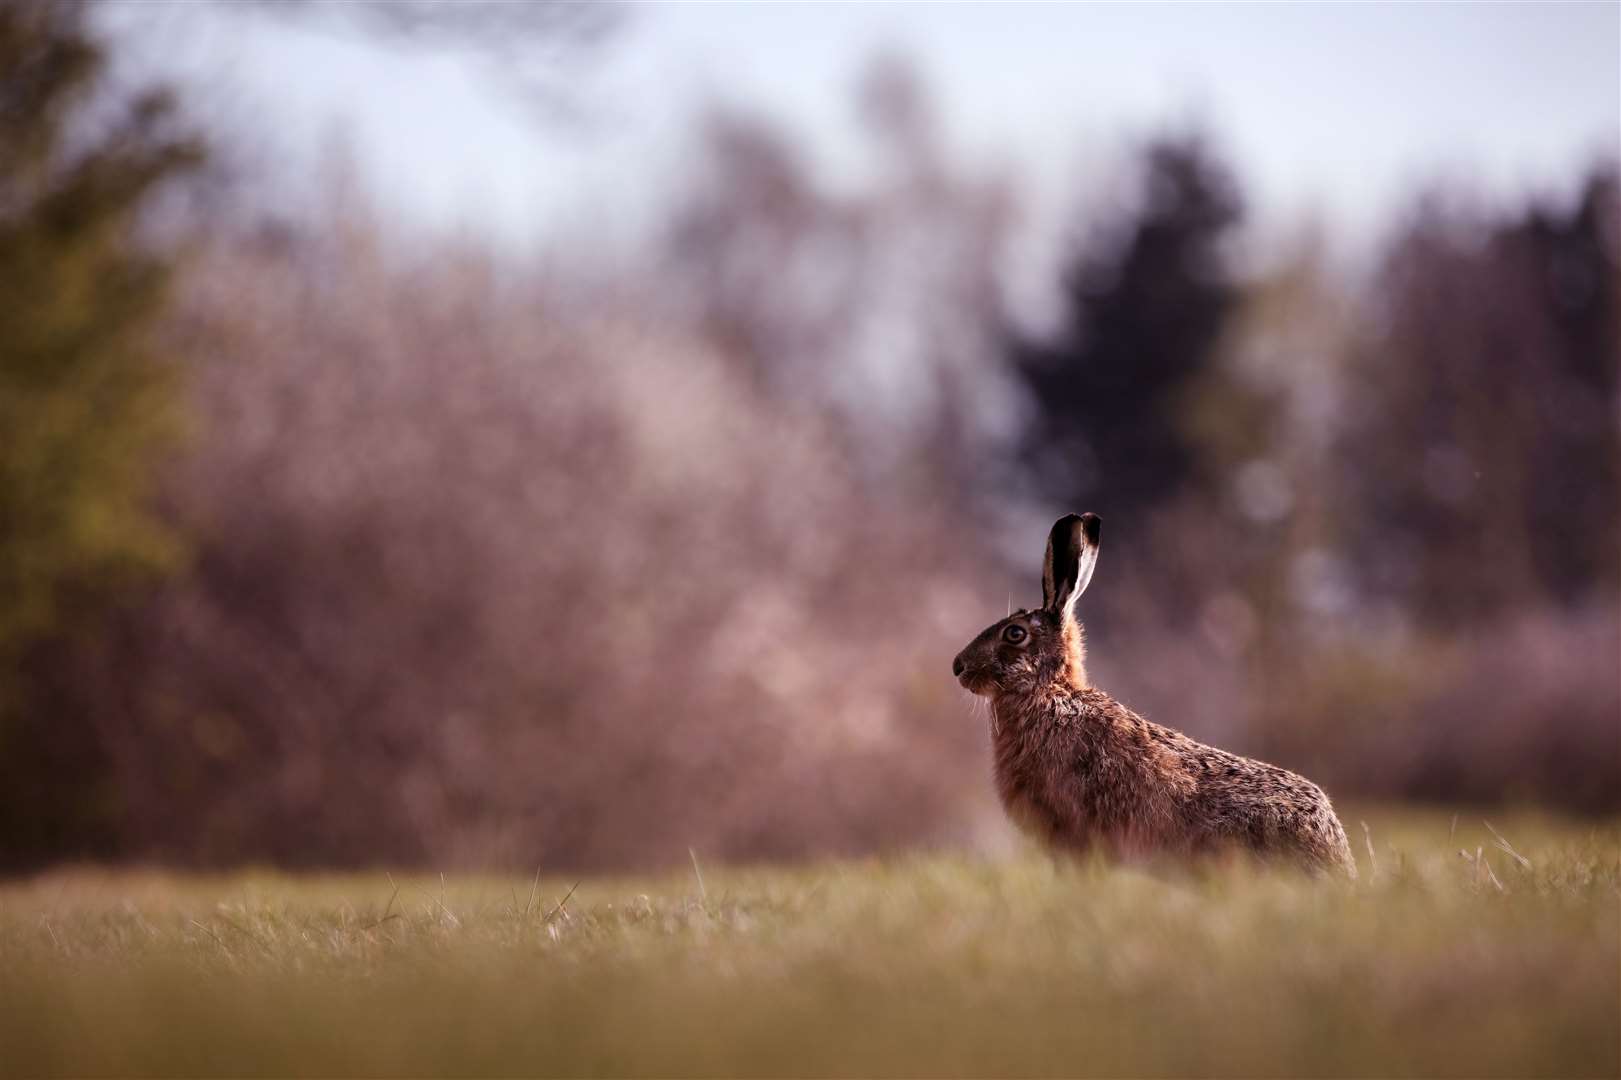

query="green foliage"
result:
[1,807,1615,1076]
[0,0,202,665]
[0,0,203,862]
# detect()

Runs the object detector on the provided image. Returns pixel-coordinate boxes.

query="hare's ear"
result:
[1042,513,1101,616]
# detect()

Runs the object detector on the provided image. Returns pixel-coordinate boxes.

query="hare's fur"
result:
[953,514,1356,877]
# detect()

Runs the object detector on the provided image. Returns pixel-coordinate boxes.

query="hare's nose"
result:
[952,656,965,678]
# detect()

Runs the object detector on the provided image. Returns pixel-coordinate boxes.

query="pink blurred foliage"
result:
[77,209,1003,869]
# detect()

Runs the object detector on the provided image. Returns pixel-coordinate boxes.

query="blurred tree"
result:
[664,56,1015,495]
[238,0,623,130]
[1508,169,1619,605]
[1338,166,1619,623]
[1011,134,1244,523]
[0,0,203,865]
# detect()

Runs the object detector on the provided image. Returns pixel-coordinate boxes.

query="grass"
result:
[2,806,1617,1077]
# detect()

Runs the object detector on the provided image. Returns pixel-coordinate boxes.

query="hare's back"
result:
[1182,743,1356,874]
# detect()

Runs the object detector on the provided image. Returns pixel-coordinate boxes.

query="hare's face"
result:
[952,512,1103,699]
[953,609,1068,697]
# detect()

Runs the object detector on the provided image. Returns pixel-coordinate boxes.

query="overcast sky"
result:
[111,2,1619,259]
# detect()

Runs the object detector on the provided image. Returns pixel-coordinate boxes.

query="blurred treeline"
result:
[1,2,1615,872]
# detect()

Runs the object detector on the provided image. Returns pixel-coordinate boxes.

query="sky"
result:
[108,1,1619,261]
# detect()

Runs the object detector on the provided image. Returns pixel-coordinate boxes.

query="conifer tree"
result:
[1012,135,1242,521]
[0,0,203,862]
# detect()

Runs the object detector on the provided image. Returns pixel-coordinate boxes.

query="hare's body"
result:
[955,514,1356,877]
[991,684,1356,875]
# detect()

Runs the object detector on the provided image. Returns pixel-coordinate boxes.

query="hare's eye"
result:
[1002,624,1028,644]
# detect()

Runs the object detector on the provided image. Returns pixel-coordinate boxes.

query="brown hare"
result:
[953,513,1357,877]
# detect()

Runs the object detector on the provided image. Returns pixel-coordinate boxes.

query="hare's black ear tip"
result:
[1053,512,1100,544]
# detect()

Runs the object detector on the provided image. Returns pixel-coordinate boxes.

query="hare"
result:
[953,513,1357,877]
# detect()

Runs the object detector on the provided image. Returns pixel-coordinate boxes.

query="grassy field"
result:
[2,806,1617,1078]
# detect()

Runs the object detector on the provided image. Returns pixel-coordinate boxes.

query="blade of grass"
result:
[1482,819,1533,870]
[689,847,708,902]
[543,881,580,924]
